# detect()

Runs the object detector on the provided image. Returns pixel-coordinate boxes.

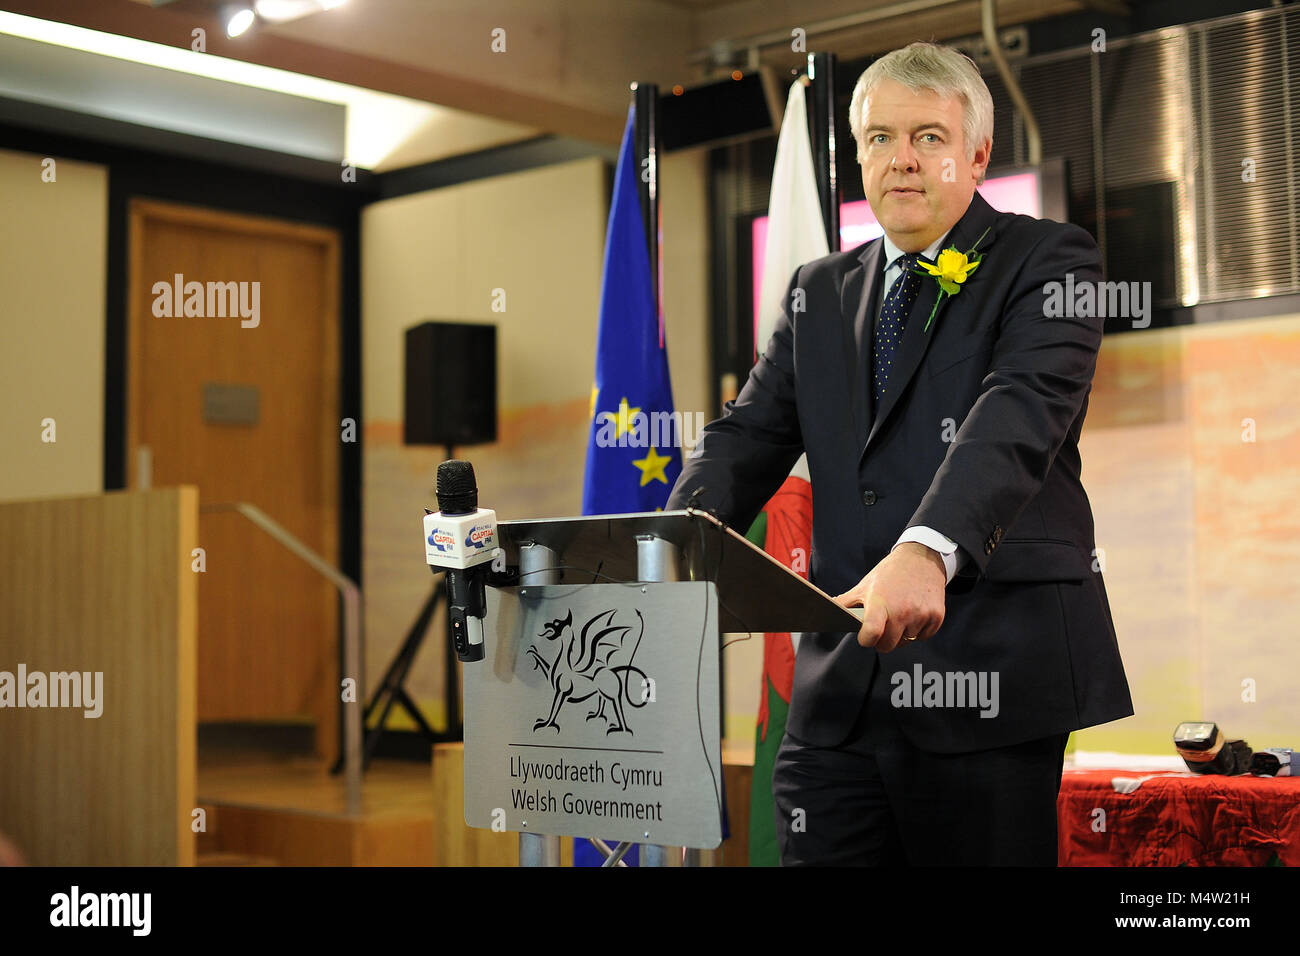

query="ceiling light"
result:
[253,0,319,22]
[254,0,345,21]
[226,8,255,38]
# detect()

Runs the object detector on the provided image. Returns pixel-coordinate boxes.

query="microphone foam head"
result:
[436,460,478,515]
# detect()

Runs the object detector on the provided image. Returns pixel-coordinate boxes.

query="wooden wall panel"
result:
[0,488,198,865]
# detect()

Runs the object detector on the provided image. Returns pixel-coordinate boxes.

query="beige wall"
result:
[363,157,605,421]
[360,152,712,723]
[1075,313,1300,754]
[0,148,107,501]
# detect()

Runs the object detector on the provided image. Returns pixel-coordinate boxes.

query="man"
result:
[666,42,1132,865]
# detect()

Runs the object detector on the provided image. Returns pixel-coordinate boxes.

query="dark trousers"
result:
[773,679,1069,866]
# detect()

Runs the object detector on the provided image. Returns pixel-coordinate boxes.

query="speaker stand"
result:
[331,576,462,775]
[331,442,466,776]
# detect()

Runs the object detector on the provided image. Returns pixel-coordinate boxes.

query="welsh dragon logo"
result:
[526,608,650,735]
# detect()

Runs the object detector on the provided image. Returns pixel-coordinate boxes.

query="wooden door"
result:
[127,199,340,758]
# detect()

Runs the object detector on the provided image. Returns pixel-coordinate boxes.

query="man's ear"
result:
[971,137,992,182]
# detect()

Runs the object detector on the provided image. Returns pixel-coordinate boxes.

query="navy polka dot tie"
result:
[873,253,922,404]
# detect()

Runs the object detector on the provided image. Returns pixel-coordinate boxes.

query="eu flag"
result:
[575,103,682,868]
[582,105,682,515]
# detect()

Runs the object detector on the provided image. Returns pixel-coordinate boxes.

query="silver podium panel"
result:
[464,581,723,849]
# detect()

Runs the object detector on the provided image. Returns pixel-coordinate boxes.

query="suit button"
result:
[862,490,877,506]
[984,539,994,555]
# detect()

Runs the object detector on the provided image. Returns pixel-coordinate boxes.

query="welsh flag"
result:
[744,478,813,865]
[747,78,829,867]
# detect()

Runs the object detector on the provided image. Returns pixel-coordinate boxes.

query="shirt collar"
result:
[881,229,953,273]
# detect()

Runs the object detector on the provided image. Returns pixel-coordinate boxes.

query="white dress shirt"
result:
[876,230,968,584]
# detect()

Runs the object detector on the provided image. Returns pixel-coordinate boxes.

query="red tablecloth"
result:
[1058,769,1300,866]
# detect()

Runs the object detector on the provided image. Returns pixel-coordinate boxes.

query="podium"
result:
[461,507,862,867]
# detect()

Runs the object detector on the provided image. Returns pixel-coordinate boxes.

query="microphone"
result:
[423,460,497,662]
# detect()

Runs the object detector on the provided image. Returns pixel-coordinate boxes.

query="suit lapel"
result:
[842,240,883,450]
[861,192,1001,456]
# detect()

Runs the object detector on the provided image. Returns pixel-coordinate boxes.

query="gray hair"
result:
[848,42,994,181]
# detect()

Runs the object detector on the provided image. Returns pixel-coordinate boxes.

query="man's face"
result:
[858,78,990,252]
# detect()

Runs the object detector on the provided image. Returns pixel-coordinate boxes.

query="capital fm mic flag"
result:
[576,102,682,868]
[582,104,682,516]
[749,78,829,867]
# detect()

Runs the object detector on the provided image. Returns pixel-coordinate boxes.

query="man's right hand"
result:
[833,542,947,653]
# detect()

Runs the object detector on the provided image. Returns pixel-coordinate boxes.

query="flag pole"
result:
[631,81,661,323]
[806,52,839,251]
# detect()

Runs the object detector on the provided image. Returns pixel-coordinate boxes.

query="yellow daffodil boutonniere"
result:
[912,226,991,333]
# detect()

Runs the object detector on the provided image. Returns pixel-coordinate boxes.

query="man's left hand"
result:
[833,543,947,652]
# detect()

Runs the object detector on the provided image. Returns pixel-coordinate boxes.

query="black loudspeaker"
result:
[403,321,497,447]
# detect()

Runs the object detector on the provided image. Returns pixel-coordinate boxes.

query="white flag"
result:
[755,80,831,651]
[756,80,831,357]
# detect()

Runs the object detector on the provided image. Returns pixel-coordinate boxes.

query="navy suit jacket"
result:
[666,191,1133,752]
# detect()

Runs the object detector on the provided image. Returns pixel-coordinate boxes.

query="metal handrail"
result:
[200,501,363,816]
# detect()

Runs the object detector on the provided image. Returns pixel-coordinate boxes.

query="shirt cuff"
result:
[894,526,966,583]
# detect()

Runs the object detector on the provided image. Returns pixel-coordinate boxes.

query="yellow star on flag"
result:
[632,446,671,487]
[601,396,641,439]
